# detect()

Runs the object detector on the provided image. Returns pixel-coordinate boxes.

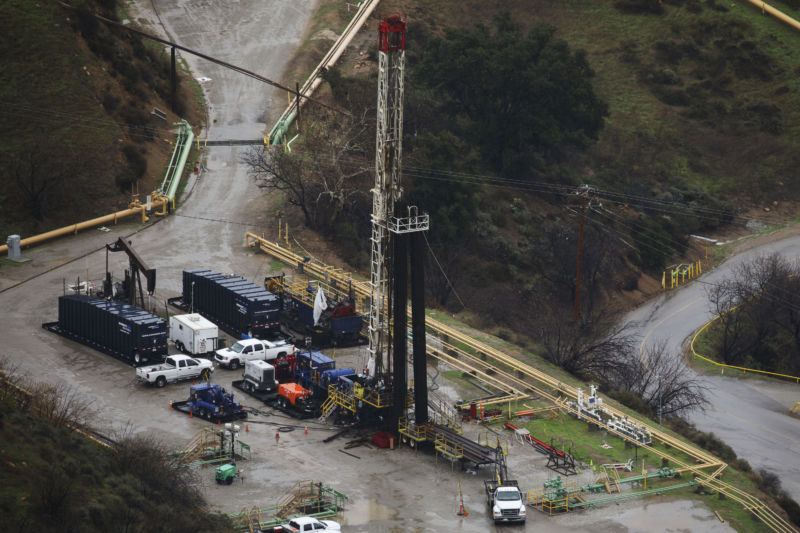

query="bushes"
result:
[614,0,665,15]
[667,416,800,527]
[666,417,737,462]
[0,365,237,532]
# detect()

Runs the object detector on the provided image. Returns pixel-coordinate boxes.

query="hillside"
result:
[0,375,235,532]
[0,0,202,238]
[269,0,800,340]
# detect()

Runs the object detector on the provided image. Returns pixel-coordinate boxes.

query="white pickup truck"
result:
[214,337,297,370]
[136,354,214,387]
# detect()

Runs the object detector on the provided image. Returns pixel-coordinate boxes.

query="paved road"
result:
[627,235,800,500]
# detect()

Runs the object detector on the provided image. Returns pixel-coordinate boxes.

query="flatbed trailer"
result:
[230,379,318,419]
[170,382,248,423]
[171,400,248,423]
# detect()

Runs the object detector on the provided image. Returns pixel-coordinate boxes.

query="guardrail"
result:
[690,314,800,384]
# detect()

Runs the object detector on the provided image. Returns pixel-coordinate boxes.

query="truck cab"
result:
[485,479,526,523]
[215,338,265,369]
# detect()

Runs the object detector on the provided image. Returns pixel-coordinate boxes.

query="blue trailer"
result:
[169,270,281,338]
[265,275,365,348]
[171,382,248,423]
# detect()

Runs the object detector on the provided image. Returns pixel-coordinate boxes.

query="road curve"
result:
[628,234,800,499]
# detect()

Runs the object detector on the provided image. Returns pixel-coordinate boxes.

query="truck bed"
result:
[484,479,520,501]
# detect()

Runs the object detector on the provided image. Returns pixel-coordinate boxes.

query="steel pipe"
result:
[746,0,800,32]
[0,197,166,255]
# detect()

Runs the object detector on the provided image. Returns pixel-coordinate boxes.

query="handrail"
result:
[246,233,798,532]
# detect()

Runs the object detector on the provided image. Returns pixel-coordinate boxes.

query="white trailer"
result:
[169,313,221,356]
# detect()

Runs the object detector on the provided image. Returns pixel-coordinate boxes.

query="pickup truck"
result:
[214,337,297,370]
[279,516,341,532]
[485,479,526,523]
[136,354,214,387]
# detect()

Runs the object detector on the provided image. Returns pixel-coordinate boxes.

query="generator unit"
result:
[232,360,279,402]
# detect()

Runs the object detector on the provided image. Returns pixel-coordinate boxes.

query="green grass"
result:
[269,258,285,272]
[480,409,776,532]
[183,61,207,112]
[691,315,800,383]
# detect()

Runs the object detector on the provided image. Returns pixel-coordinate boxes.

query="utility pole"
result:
[573,185,593,326]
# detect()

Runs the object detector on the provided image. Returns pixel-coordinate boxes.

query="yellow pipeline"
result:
[745,0,800,32]
[0,195,168,255]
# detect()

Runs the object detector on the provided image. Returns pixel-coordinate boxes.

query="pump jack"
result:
[103,237,156,309]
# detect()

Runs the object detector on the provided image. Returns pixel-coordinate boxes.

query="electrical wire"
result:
[0,102,166,142]
[590,206,687,259]
[422,231,467,311]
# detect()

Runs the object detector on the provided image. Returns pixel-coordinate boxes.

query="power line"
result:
[57,1,347,116]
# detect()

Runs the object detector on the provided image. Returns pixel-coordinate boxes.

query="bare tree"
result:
[10,143,69,221]
[532,221,628,319]
[242,106,373,231]
[707,253,800,372]
[534,302,636,378]
[608,340,708,417]
[29,382,94,429]
[707,280,752,365]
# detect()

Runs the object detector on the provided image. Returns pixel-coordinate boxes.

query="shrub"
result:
[122,145,147,180]
[102,93,119,112]
[614,0,665,15]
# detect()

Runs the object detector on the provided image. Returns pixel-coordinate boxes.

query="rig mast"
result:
[367,14,407,378]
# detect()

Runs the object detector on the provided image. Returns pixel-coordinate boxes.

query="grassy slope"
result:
[0,0,121,232]
[0,0,204,238]
[0,399,234,532]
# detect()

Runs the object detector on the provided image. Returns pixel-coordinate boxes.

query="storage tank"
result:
[51,294,167,365]
[182,269,280,338]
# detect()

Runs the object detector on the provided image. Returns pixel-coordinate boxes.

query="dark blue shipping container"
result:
[55,294,167,365]
[182,269,280,338]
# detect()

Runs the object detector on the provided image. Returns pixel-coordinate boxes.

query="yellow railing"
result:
[691,314,800,384]
[662,260,702,289]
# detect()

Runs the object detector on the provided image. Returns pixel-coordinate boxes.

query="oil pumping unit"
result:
[103,237,156,309]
